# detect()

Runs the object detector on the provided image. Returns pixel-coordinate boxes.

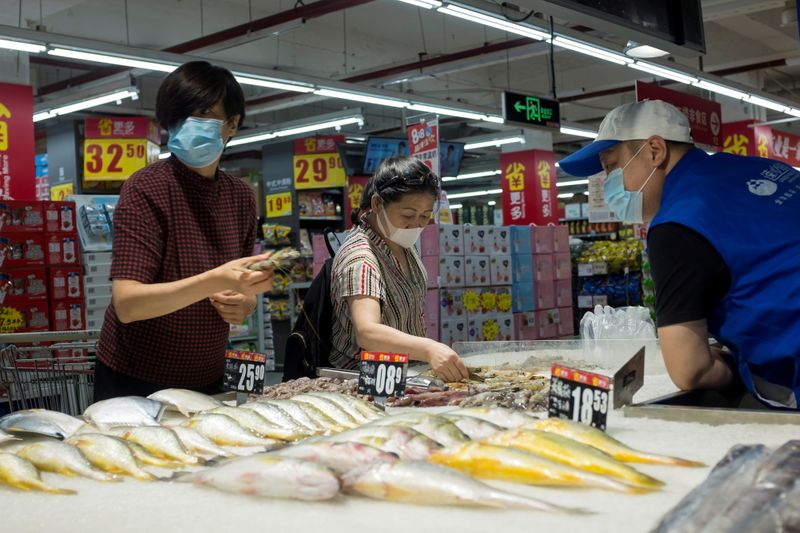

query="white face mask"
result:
[374,206,424,249]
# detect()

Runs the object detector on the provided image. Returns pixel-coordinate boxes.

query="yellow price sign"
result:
[0,307,24,334]
[293,153,346,189]
[83,138,158,181]
[50,182,74,201]
[266,192,293,218]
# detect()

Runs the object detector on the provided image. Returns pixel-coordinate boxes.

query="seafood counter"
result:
[1,361,798,532]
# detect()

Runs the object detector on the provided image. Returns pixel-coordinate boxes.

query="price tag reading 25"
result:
[548,364,610,431]
[357,351,409,397]
[223,350,267,394]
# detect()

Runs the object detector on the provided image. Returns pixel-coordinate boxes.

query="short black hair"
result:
[155,61,245,131]
[352,156,441,224]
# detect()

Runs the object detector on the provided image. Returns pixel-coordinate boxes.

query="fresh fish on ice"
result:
[184,413,285,449]
[274,442,397,475]
[527,418,704,467]
[652,444,769,533]
[0,452,75,495]
[171,426,234,460]
[66,433,156,481]
[83,397,164,430]
[239,401,313,431]
[17,440,119,482]
[180,454,340,500]
[441,414,504,440]
[430,442,647,493]
[0,429,20,444]
[291,394,360,428]
[147,389,222,417]
[208,406,309,441]
[304,392,385,422]
[343,461,581,512]
[127,442,182,469]
[121,427,199,465]
[448,407,538,429]
[322,426,441,460]
[257,400,329,432]
[486,429,664,490]
[0,409,87,439]
[368,412,469,448]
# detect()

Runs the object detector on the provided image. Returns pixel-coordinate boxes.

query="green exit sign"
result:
[502,91,561,129]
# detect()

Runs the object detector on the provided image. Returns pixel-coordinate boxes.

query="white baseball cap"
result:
[559,99,693,177]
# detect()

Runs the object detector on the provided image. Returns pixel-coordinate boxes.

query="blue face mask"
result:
[167,117,225,168]
[603,143,657,224]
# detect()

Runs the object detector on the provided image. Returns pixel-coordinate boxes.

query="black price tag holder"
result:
[548,363,611,431]
[223,350,267,405]
[357,351,409,403]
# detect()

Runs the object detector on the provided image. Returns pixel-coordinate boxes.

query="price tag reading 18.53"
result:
[357,351,408,397]
[548,364,610,431]
[223,350,266,394]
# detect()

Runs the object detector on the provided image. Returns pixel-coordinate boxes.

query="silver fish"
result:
[127,442,181,469]
[147,389,222,417]
[274,441,398,475]
[343,461,579,512]
[305,392,385,423]
[181,454,340,500]
[17,439,119,482]
[291,394,360,428]
[171,426,234,460]
[208,407,309,441]
[441,413,504,440]
[0,409,87,439]
[184,413,285,449]
[121,426,199,465]
[448,406,538,429]
[368,412,469,448]
[0,429,20,444]
[258,400,329,432]
[83,397,164,430]
[239,402,311,430]
[322,425,441,460]
[0,453,75,495]
[66,433,156,481]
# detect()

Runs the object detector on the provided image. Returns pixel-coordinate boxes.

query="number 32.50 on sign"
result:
[84,139,157,181]
[293,154,345,189]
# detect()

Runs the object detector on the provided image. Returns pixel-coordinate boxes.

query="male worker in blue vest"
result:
[559,99,800,409]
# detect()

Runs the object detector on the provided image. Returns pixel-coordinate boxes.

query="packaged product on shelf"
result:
[534,254,554,282]
[50,299,86,331]
[438,288,465,319]
[463,226,492,254]
[497,313,514,341]
[0,300,50,333]
[489,255,512,285]
[511,254,534,284]
[45,233,80,266]
[419,224,464,256]
[553,225,570,253]
[535,279,556,310]
[537,308,560,339]
[509,226,532,255]
[478,288,497,315]
[462,288,483,316]
[493,286,513,314]
[564,203,582,219]
[492,227,510,254]
[553,253,572,280]
[0,268,48,303]
[272,273,291,293]
[262,224,293,247]
[555,279,573,308]
[467,316,501,342]
[0,234,46,268]
[439,256,465,287]
[0,201,45,233]
[425,289,439,323]
[440,318,468,346]
[464,255,490,287]
[48,267,84,300]
[72,195,118,252]
[425,319,439,342]
[298,229,313,256]
[513,312,538,340]
[43,201,76,233]
[268,299,290,321]
[531,225,554,254]
[558,307,575,336]
[511,282,535,313]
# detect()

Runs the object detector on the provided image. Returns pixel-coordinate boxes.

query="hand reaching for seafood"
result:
[209,290,256,325]
[210,254,275,296]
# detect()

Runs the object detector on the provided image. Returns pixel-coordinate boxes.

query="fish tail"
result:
[42,485,77,495]
[23,480,77,495]
[619,452,705,467]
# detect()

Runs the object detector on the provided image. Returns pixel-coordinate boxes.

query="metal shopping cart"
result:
[0,330,100,416]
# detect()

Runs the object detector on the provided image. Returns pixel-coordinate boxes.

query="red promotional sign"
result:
[767,129,800,167]
[345,175,369,229]
[722,120,773,159]
[500,149,558,226]
[636,81,723,148]
[293,135,345,155]
[408,117,439,177]
[0,83,36,200]
[84,117,161,145]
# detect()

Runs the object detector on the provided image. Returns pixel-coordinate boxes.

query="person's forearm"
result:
[355,322,431,362]
[690,346,735,389]
[113,271,224,323]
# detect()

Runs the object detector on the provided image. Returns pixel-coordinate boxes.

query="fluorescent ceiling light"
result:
[48,48,177,73]
[446,188,503,200]
[560,126,598,139]
[623,41,668,59]
[437,5,550,41]
[35,89,139,121]
[314,88,408,108]
[488,200,496,206]
[483,115,506,124]
[557,192,576,199]
[464,136,525,150]
[449,203,463,209]
[628,61,698,85]
[235,76,315,93]
[228,116,364,147]
[442,170,501,182]
[408,103,488,121]
[745,95,789,113]
[693,80,748,100]
[0,38,46,54]
[158,152,171,159]
[557,179,589,187]
[786,108,800,118]
[553,36,632,66]
[395,0,442,8]
[32,111,56,123]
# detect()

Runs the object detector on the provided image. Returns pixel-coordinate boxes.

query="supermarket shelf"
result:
[560,217,589,222]
[229,335,257,342]
[570,232,617,239]
[289,282,312,289]
[299,216,342,221]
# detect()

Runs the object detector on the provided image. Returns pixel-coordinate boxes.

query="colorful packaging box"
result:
[48,267,84,300]
[0,201,45,233]
[509,226,532,255]
[493,286,513,314]
[492,227,511,254]
[464,226,493,254]
[553,253,572,280]
[425,289,440,323]
[513,312,538,340]
[553,225,570,254]
[537,308,560,339]
[531,225,554,255]
[0,268,48,303]
[0,234,46,268]
[426,319,440,342]
[420,224,464,256]
[440,318,468,346]
[534,254,554,282]
[44,202,77,233]
[439,256,465,288]
[497,313,514,341]
[422,256,440,288]
[439,288,465,319]
[512,254,534,284]
[465,255,491,287]
[511,282,535,313]
[45,233,80,266]
[0,300,50,333]
[558,307,575,337]
[490,255,512,285]
[555,279,573,308]
[535,279,556,310]
[51,299,86,331]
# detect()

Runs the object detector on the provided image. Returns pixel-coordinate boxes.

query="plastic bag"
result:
[581,305,656,340]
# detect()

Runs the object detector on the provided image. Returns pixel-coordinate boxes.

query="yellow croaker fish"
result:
[122,427,199,465]
[126,442,182,469]
[257,400,331,433]
[208,407,309,441]
[147,389,222,417]
[367,412,469,448]
[17,440,119,482]
[343,461,581,512]
[429,442,647,493]
[170,426,235,460]
[291,395,360,429]
[184,413,285,449]
[485,429,663,490]
[66,433,156,481]
[0,452,75,495]
[527,419,704,467]
[304,392,385,423]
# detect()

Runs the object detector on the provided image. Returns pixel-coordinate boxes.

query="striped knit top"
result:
[329,223,428,369]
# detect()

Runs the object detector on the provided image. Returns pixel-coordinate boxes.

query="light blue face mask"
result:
[603,142,657,224]
[167,117,225,168]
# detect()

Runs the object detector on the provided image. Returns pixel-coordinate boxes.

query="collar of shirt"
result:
[360,221,418,276]
[168,155,223,193]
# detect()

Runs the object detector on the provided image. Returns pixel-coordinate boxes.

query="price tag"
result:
[593,295,608,306]
[293,153,346,189]
[577,263,594,277]
[266,192,292,218]
[50,183,74,201]
[357,351,409,397]
[593,262,608,275]
[577,294,594,308]
[83,139,159,181]
[548,364,610,431]
[223,350,266,394]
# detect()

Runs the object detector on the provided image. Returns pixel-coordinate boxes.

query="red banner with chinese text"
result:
[636,81,722,148]
[293,135,345,155]
[84,117,161,145]
[345,175,369,229]
[0,83,36,200]
[500,149,558,226]
[722,120,773,159]
[407,118,440,177]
